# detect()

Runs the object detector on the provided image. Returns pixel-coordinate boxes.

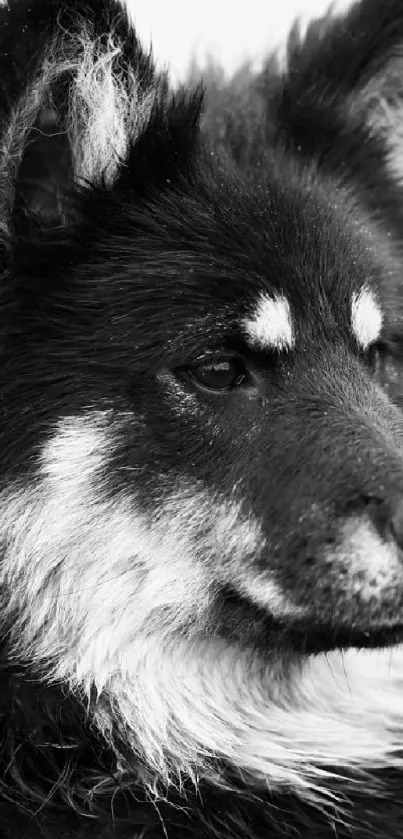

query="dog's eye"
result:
[188,359,247,391]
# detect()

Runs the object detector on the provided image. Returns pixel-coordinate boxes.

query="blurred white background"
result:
[125,0,355,81]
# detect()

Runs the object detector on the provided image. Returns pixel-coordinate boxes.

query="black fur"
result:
[2,1,403,837]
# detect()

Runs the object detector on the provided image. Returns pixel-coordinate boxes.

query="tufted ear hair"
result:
[0,0,172,239]
[271,0,403,191]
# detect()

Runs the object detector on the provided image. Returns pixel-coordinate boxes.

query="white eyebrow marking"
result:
[242,293,295,351]
[351,286,383,350]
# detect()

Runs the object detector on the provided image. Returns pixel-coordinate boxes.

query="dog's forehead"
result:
[241,285,383,353]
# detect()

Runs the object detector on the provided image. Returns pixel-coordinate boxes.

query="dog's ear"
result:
[0,0,203,250]
[272,0,403,188]
[0,0,158,238]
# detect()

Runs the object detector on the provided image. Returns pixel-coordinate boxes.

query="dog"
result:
[1,0,403,836]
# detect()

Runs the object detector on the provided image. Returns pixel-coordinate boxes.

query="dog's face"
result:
[2,0,403,804]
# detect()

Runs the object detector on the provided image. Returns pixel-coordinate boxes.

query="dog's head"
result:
[2,0,403,805]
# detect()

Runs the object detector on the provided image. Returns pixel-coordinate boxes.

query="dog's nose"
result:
[366,496,403,550]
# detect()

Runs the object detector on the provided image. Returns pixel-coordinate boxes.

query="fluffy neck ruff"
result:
[1,644,403,838]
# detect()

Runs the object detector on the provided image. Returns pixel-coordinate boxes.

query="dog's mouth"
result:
[212,586,403,654]
[284,622,403,655]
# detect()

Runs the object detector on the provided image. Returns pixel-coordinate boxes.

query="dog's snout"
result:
[366,495,403,551]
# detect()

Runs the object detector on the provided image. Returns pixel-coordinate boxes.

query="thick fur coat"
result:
[1,0,403,836]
